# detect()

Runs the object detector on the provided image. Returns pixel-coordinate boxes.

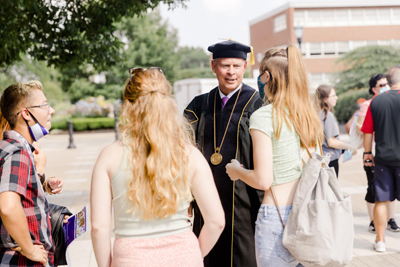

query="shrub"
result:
[50,117,115,131]
[334,89,371,123]
[51,120,68,130]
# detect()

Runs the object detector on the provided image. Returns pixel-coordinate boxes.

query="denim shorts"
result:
[255,204,303,267]
[374,164,400,202]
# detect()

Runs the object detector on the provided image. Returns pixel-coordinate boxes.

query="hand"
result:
[33,143,47,175]
[12,244,48,266]
[363,153,374,167]
[225,159,243,181]
[350,147,357,156]
[63,215,70,224]
[48,177,64,194]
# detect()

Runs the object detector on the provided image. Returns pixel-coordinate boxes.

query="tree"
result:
[65,10,181,102]
[0,55,65,105]
[0,0,186,71]
[334,45,400,94]
[177,46,214,79]
[179,46,210,69]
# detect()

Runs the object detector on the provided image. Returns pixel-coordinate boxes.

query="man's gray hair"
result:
[386,66,400,87]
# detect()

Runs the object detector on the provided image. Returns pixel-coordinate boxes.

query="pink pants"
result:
[112,230,203,267]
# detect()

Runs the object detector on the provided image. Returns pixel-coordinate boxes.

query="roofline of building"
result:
[249,0,400,26]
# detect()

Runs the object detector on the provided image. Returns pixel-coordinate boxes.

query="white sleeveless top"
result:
[112,146,191,238]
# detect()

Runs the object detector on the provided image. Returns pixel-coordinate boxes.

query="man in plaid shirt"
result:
[0,81,55,266]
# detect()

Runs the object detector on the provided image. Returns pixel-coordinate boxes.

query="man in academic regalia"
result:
[184,41,263,267]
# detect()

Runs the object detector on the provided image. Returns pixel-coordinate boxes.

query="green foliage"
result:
[67,79,97,104]
[51,117,115,131]
[334,89,372,123]
[51,120,68,130]
[0,55,65,105]
[176,46,214,79]
[178,68,215,79]
[334,45,400,94]
[178,46,210,69]
[109,11,181,83]
[0,0,187,71]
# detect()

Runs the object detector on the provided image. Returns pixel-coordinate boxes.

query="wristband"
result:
[363,152,372,155]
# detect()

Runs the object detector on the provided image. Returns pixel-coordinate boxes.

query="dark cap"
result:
[208,40,254,64]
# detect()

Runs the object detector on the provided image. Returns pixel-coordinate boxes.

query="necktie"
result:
[221,97,229,108]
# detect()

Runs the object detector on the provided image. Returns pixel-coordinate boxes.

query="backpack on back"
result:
[272,119,354,267]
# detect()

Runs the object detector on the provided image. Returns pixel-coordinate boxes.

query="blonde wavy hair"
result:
[261,45,323,148]
[119,69,193,220]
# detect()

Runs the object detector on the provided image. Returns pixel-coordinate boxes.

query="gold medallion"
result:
[211,152,223,165]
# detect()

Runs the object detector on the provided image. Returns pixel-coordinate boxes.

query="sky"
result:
[159,0,365,51]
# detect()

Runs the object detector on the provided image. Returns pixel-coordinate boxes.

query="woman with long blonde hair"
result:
[90,68,224,267]
[226,46,323,266]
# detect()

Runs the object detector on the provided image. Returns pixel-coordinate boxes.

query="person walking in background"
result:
[0,81,55,266]
[356,73,399,234]
[315,84,357,177]
[91,68,224,267]
[361,67,400,252]
[226,45,322,266]
[184,40,263,267]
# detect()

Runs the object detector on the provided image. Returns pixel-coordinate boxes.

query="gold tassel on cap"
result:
[250,46,255,66]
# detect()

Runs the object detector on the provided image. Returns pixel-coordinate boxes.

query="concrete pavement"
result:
[39,131,400,266]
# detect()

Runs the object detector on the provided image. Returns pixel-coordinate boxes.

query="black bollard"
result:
[114,103,119,141]
[67,120,76,149]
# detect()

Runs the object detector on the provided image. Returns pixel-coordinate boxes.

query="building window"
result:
[301,40,400,58]
[323,42,335,56]
[378,40,391,46]
[350,9,363,25]
[335,9,349,25]
[310,73,323,84]
[310,73,333,90]
[378,8,391,24]
[307,10,321,26]
[310,42,322,56]
[321,10,334,26]
[352,41,366,50]
[274,14,287,33]
[366,40,378,46]
[337,42,350,54]
[294,11,305,25]
[294,7,400,27]
[393,8,400,22]
[364,9,378,22]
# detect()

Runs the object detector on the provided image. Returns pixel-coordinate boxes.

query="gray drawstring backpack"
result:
[271,121,354,267]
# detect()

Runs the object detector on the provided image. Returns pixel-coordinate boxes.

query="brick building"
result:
[249,1,400,90]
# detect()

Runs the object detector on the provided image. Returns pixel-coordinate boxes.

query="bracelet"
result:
[363,152,372,155]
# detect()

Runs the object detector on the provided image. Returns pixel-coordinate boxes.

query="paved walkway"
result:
[39,131,400,266]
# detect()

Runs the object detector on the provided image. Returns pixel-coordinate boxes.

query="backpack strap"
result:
[271,186,285,229]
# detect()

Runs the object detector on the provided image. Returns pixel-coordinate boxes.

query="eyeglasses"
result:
[16,103,51,115]
[378,83,388,88]
[129,67,163,77]
[258,70,273,81]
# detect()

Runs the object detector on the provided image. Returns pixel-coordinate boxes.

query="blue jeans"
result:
[255,204,303,267]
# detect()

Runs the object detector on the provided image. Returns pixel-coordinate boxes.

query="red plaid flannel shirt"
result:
[0,131,54,266]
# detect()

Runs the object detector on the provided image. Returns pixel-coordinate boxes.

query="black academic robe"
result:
[184,83,264,267]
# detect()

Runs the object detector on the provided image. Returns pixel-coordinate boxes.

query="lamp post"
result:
[294,25,304,49]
